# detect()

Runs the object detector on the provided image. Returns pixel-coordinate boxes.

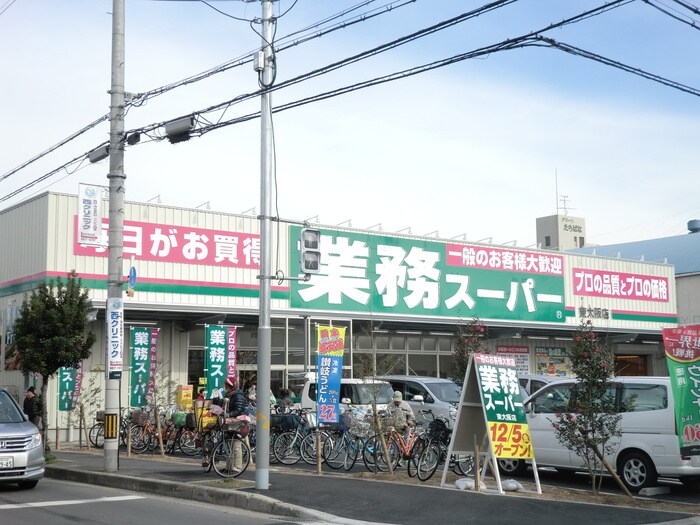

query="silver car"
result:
[0,388,44,489]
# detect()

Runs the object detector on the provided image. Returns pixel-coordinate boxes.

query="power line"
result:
[8,0,696,206]
[536,36,700,96]
[0,0,413,184]
[643,0,700,30]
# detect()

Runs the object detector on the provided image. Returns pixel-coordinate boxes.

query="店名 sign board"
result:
[289,227,566,323]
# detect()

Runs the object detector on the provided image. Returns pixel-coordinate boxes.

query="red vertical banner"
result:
[71,361,84,409]
[227,327,237,379]
[147,328,160,399]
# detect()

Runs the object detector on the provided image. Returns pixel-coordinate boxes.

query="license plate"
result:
[0,457,13,469]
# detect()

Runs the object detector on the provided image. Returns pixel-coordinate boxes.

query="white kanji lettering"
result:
[375,245,407,307]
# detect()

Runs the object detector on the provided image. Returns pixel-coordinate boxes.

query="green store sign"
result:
[289,227,566,323]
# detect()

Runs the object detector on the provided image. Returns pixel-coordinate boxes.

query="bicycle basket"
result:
[428,418,448,437]
[271,413,300,431]
[223,418,249,438]
[96,410,105,422]
[131,410,148,426]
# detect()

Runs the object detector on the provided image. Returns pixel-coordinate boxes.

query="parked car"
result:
[497,376,700,492]
[518,374,561,396]
[300,376,394,417]
[376,375,460,427]
[0,387,44,489]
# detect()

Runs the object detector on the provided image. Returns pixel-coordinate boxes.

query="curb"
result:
[45,464,331,522]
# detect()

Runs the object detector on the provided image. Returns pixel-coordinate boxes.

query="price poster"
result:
[474,353,534,459]
[662,325,700,456]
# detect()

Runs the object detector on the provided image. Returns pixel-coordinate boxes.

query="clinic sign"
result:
[663,325,700,456]
[473,353,533,459]
[106,298,123,380]
[289,227,565,323]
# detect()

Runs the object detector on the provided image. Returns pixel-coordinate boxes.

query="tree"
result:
[451,317,489,383]
[11,270,96,451]
[551,319,629,498]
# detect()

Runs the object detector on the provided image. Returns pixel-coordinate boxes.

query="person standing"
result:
[223,377,247,472]
[23,386,40,427]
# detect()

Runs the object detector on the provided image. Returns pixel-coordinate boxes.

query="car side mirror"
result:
[341,397,352,405]
[412,395,424,404]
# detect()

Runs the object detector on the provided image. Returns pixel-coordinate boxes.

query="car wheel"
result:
[619,451,657,491]
[18,480,39,489]
[497,458,527,476]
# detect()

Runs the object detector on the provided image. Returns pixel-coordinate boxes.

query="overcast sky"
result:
[1,0,699,249]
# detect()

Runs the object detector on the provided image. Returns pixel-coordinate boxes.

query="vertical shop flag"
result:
[130,327,152,407]
[316,325,345,424]
[147,328,160,399]
[58,363,83,411]
[205,325,237,399]
[663,325,700,456]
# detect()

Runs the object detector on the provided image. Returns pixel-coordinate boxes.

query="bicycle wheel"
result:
[178,429,201,456]
[129,424,150,454]
[301,431,329,465]
[417,440,441,481]
[212,435,251,478]
[453,453,475,476]
[89,423,104,449]
[323,433,348,469]
[273,431,302,465]
[408,437,427,478]
[343,436,362,471]
[363,434,380,472]
[201,433,216,472]
[374,436,400,472]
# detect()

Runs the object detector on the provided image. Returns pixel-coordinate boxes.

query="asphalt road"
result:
[0,479,313,525]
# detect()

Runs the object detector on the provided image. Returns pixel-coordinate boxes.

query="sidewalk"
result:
[45,449,698,525]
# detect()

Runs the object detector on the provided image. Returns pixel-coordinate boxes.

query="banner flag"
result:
[316,325,345,424]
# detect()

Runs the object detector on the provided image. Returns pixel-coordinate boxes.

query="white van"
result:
[498,376,700,491]
[300,376,394,416]
[377,375,460,427]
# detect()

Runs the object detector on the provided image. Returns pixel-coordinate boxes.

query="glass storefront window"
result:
[375,336,389,350]
[376,353,406,376]
[390,335,406,350]
[408,354,437,377]
[355,334,373,350]
[439,355,456,380]
[437,337,453,352]
[423,337,436,351]
[407,336,421,351]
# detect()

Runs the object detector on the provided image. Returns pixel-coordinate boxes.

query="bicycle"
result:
[211,418,251,478]
[272,408,330,465]
[88,409,135,449]
[367,422,423,476]
[416,414,474,482]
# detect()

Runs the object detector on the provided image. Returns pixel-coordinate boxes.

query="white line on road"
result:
[0,494,145,510]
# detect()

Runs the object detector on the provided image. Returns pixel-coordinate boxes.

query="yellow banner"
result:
[488,421,534,459]
[317,326,346,357]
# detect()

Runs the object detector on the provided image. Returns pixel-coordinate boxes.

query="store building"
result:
[0,192,678,437]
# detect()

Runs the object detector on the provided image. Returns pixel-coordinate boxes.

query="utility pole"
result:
[255,0,274,490]
[104,0,126,472]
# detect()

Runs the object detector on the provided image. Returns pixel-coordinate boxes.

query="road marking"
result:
[0,495,144,510]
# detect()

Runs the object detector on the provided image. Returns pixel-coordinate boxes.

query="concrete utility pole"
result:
[256,0,274,490]
[105,0,126,472]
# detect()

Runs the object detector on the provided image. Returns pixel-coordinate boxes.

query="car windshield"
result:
[356,383,394,405]
[425,382,462,403]
[0,391,25,424]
